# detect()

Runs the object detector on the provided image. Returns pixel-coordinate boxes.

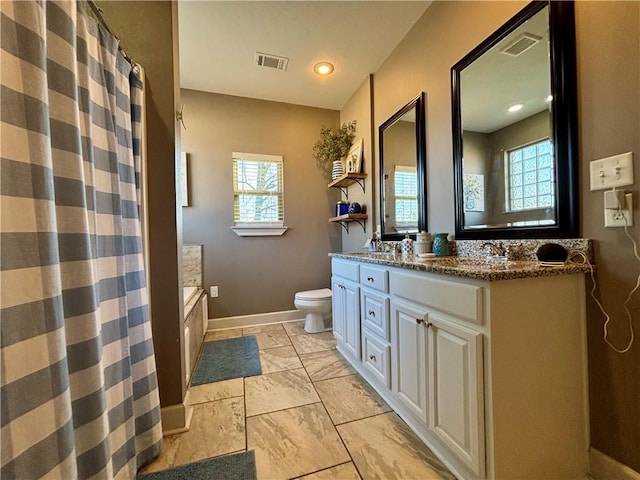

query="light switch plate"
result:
[590,152,634,191]
[210,286,219,297]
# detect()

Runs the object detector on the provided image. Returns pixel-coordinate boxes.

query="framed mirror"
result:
[379,93,427,240]
[452,1,578,239]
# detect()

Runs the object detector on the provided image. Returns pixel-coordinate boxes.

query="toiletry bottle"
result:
[401,235,414,256]
[369,233,378,252]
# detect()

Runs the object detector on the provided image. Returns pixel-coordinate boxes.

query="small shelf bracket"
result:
[334,217,367,233]
[332,177,365,199]
[328,173,367,200]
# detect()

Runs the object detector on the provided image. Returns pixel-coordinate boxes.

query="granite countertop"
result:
[330,252,592,281]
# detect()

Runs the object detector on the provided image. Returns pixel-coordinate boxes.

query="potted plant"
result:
[312,120,357,181]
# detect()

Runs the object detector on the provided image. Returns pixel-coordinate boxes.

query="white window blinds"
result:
[232,152,284,225]
[394,165,418,225]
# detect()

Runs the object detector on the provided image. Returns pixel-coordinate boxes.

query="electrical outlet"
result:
[210,286,219,298]
[590,152,634,191]
[604,193,634,228]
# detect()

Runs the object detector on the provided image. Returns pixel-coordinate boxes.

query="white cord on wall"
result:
[571,211,639,353]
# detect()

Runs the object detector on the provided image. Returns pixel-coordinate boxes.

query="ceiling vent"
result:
[499,33,542,57]
[255,52,289,71]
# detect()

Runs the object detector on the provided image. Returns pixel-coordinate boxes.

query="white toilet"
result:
[294,288,332,333]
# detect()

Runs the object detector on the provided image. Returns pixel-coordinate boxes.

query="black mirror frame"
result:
[451,1,578,239]
[379,92,427,240]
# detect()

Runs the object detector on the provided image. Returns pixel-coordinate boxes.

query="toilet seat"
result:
[295,288,332,301]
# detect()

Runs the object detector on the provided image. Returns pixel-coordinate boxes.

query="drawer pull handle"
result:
[369,354,376,361]
[416,318,424,325]
[368,310,375,316]
[367,277,374,282]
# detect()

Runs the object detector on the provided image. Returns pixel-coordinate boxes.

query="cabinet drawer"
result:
[390,271,484,324]
[361,265,389,293]
[361,289,390,341]
[332,258,359,282]
[362,332,390,388]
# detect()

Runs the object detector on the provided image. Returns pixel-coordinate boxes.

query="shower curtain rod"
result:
[87,0,137,69]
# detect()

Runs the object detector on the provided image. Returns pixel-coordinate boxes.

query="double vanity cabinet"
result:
[331,254,590,480]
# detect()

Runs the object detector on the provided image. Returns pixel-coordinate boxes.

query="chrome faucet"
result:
[480,242,505,257]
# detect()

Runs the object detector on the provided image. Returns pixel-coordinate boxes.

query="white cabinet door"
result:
[391,299,428,423]
[343,281,361,360]
[331,277,346,344]
[428,314,484,477]
[332,277,360,360]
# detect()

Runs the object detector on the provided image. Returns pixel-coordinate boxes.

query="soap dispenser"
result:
[401,235,414,257]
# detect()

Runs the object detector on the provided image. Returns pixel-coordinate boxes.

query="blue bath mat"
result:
[191,336,262,385]
[138,451,256,480]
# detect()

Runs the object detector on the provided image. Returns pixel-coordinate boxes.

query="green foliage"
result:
[312,120,357,180]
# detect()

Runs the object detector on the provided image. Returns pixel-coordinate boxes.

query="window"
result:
[394,165,418,226]
[506,139,554,211]
[231,152,287,236]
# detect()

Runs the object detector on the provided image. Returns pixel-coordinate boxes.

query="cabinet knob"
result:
[368,310,375,317]
[416,318,424,325]
[367,277,374,282]
[369,354,376,361]
[426,322,433,328]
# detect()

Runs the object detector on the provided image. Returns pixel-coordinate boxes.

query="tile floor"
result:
[141,321,455,480]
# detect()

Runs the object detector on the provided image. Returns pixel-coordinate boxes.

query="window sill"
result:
[231,226,289,237]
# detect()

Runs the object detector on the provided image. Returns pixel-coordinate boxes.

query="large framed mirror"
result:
[379,93,427,240]
[452,1,578,239]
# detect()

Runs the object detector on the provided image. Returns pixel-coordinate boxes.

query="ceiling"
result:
[460,6,550,133]
[178,1,431,111]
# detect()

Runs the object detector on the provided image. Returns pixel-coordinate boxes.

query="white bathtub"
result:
[183,286,199,306]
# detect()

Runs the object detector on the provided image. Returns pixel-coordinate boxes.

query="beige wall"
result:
[180,90,341,318]
[101,1,185,407]
[373,0,639,470]
[340,76,375,252]
[576,1,639,471]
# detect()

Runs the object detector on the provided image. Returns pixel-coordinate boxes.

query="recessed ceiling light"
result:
[508,103,524,112]
[313,62,334,76]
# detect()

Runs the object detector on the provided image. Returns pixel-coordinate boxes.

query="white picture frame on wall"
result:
[346,138,364,173]
[463,173,484,212]
[181,151,189,207]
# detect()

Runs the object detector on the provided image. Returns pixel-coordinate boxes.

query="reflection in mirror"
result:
[452,1,578,239]
[379,93,426,240]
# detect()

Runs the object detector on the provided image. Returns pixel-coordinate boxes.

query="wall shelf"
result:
[328,172,367,199]
[329,213,368,233]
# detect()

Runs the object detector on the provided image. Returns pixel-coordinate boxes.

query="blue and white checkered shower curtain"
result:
[1,1,163,478]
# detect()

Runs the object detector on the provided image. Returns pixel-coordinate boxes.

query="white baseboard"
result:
[207,309,303,330]
[590,448,640,480]
[160,390,193,436]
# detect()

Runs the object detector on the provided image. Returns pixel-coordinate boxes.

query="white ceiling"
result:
[460,6,550,133]
[178,1,431,110]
